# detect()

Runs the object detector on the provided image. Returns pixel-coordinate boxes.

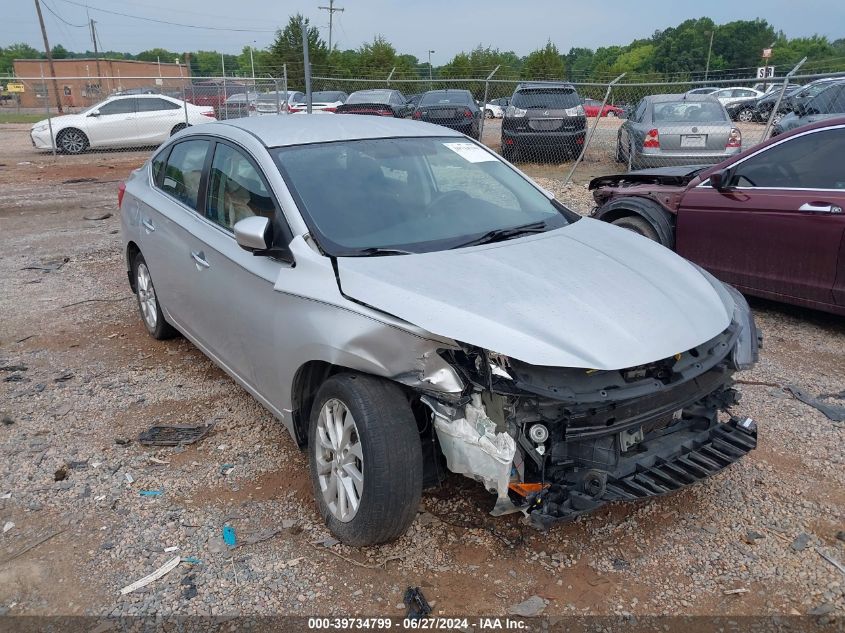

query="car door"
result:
[86,97,138,147]
[177,140,291,398]
[675,125,845,308]
[138,138,212,330]
[135,97,183,145]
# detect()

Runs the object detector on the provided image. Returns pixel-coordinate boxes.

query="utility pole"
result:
[318,0,344,52]
[89,18,103,86]
[704,30,714,81]
[33,0,63,113]
[428,50,435,90]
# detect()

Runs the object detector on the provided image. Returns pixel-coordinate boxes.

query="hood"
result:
[589,166,708,190]
[336,218,733,370]
[31,113,84,129]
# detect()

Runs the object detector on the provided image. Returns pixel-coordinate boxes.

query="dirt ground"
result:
[1,122,844,622]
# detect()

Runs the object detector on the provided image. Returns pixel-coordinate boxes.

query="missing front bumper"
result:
[526,416,757,528]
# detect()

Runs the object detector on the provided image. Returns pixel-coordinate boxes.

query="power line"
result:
[41,0,87,27]
[52,0,277,33]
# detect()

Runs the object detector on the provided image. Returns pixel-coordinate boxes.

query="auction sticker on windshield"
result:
[443,142,497,163]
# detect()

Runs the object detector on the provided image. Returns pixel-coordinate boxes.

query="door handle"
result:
[190,250,210,269]
[799,202,840,213]
[141,218,155,233]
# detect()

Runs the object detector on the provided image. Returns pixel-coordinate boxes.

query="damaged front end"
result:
[419,316,759,527]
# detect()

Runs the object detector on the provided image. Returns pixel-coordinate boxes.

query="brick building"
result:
[12,58,188,108]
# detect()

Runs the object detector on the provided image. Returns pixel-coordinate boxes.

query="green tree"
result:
[136,48,178,64]
[0,43,42,74]
[50,44,69,59]
[267,14,328,89]
[354,35,414,78]
[521,42,565,80]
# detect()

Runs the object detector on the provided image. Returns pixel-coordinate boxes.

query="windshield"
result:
[419,92,470,106]
[653,101,727,122]
[273,137,572,255]
[347,91,393,105]
[511,88,580,109]
[310,91,346,102]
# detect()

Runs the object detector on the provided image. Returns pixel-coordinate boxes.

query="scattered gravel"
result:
[1,124,843,619]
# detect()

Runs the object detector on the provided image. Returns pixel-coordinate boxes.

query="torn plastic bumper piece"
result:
[527,417,757,529]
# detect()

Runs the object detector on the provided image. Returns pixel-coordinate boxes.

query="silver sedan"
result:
[617,94,742,169]
[120,115,758,546]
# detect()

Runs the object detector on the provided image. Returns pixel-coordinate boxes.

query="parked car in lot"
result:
[222,91,259,119]
[30,94,215,154]
[582,99,625,117]
[753,81,830,124]
[412,89,481,138]
[771,80,845,136]
[501,82,587,161]
[335,89,413,118]
[120,115,759,545]
[253,91,305,116]
[710,87,764,107]
[591,118,845,316]
[483,97,509,118]
[685,87,720,96]
[616,94,741,169]
[185,81,248,114]
[288,91,349,113]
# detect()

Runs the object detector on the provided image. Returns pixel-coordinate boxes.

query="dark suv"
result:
[501,82,586,161]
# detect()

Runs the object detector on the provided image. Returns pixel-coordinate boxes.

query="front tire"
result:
[56,128,89,155]
[737,107,754,123]
[308,373,423,547]
[611,215,659,242]
[132,252,177,340]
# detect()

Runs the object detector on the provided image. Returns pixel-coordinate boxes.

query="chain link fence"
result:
[4,69,844,184]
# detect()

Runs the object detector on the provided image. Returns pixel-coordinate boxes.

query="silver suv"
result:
[120,116,758,546]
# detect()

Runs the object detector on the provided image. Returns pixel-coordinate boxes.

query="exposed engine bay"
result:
[419,319,759,526]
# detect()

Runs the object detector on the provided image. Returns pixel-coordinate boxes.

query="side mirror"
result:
[709,169,733,192]
[89,110,100,117]
[234,216,270,252]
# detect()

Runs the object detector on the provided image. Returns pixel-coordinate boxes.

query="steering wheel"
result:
[426,189,470,213]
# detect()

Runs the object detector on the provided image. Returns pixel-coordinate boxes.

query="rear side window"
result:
[158,140,210,208]
[511,88,581,110]
[137,98,181,112]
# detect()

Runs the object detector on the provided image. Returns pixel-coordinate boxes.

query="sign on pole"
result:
[757,66,775,79]
[6,83,25,93]
[762,48,773,59]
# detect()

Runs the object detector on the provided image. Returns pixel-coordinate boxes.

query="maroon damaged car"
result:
[590,118,845,316]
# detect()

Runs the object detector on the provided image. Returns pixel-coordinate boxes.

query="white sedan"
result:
[710,87,764,107]
[31,94,216,154]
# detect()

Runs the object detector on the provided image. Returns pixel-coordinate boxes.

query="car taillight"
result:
[464,109,473,119]
[201,110,215,117]
[644,128,660,148]
[412,110,422,119]
[323,107,336,113]
[118,182,126,209]
[727,128,742,148]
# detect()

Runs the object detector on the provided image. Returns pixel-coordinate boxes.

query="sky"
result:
[4,0,844,62]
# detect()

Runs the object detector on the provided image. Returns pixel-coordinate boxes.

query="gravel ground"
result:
[1,123,843,621]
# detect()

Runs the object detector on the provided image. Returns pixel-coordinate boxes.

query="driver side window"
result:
[97,98,136,115]
[206,143,276,230]
[734,128,845,190]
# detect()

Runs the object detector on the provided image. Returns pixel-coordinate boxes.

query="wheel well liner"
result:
[594,196,675,247]
[290,361,344,448]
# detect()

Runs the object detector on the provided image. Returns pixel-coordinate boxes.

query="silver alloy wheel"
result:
[60,130,86,154]
[136,262,158,330]
[738,108,753,122]
[315,398,364,523]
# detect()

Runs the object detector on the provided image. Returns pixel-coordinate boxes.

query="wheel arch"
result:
[593,196,676,248]
[126,241,141,293]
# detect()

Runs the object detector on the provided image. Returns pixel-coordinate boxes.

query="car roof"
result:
[211,115,464,147]
[646,93,718,103]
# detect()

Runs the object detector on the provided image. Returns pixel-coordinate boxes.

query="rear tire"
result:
[738,107,754,123]
[485,109,494,119]
[611,215,659,242]
[131,252,177,340]
[308,373,423,547]
[56,128,88,155]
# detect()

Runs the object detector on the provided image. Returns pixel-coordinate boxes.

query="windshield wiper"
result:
[341,247,414,257]
[452,221,548,249]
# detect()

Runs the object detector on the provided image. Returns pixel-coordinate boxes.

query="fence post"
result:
[386,67,396,87]
[565,73,625,184]
[478,65,500,141]
[178,63,189,126]
[762,57,806,140]
[283,64,288,115]
[40,66,56,156]
[302,18,312,114]
[221,55,228,120]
